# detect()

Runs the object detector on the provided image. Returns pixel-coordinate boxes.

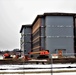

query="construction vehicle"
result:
[29,50,49,59]
[29,50,49,55]
[20,50,49,64]
[2,50,49,64]
[3,53,20,59]
[3,53,11,58]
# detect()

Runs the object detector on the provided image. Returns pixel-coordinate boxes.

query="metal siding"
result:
[45,16,74,57]
[24,27,31,55]
[41,18,45,49]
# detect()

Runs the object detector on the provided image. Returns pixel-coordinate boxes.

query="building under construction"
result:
[20,12,76,59]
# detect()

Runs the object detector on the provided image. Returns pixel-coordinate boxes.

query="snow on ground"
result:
[0,68,76,72]
[0,69,51,72]
[0,64,76,75]
[0,63,76,69]
[0,72,76,75]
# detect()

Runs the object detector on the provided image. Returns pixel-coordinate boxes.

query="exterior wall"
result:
[20,26,31,56]
[41,18,45,49]
[20,28,25,55]
[32,18,41,51]
[31,18,41,58]
[24,27,31,55]
[45,16,74,57]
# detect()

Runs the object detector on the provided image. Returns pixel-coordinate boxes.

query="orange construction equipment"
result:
[3,53,10,58]
[40,51,49,55]
[29,50,49,55]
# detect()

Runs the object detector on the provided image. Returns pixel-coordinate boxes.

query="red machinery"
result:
[28,50,49,59]
[3,53,10,58]
[29,50,49,55]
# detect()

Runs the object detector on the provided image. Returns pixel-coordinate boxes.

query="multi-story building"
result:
[20,13,76,58]
[20,25,31,56]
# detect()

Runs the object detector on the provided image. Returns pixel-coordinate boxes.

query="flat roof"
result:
[44,12,76,16]
[32,12,76,26]
[20,24,31,33]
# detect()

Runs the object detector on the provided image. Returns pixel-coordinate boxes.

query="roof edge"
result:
[32,12,76,26]
[44,12,76,16]
[32,14,44,26]
[20,24,31,33]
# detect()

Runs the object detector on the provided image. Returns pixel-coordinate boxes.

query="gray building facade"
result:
[45,16,74,57]
[20,25,31,56]
[20,13,76,58]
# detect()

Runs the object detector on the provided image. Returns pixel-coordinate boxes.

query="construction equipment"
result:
[2,50,49,64]
[28,50,49,59]
[3,53,11,58]
[29,50,49,55]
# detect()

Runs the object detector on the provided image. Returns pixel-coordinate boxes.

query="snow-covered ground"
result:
[0,72,76,75]
[0,63,76,70]
[0,63,76,75]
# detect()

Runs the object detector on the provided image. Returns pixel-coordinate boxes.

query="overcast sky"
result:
[0,0,76,51]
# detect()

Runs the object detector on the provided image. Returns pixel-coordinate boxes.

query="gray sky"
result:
[0,0,76,51]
